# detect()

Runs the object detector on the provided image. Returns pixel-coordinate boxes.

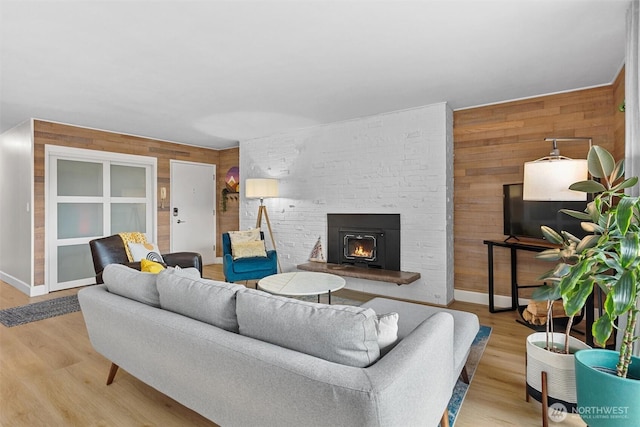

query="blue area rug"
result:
[448,325,492,426]
[0,295,80,327]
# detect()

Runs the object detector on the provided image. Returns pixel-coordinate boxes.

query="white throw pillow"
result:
[376,312,399,354]
[128,242,165,263]
[165,265,202,279]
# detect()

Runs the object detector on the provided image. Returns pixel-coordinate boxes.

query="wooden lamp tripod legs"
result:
[256,202,281,273]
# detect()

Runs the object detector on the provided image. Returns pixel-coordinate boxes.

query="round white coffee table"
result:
[257,271,346,304]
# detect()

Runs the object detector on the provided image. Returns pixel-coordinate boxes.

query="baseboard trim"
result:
[0,271,47,297]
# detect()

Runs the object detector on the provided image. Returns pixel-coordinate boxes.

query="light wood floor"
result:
[0,265,587,426]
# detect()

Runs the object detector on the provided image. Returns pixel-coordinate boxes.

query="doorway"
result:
[170,160,216,264]
[46,146,156,292]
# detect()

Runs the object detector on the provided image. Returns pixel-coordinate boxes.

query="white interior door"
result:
[170,160,216,264]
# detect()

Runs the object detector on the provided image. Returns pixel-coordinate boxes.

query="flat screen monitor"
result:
[503,183,590,240]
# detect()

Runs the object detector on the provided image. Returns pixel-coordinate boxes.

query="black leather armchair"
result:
[89,234,203,283]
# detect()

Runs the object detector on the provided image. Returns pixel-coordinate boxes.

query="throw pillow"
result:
[128,242,165,263]
[232,240,267,259]
[165,265,202,279]
[119,232,148,261]
[228,228,261,245]
[102,264,160,307]
[140,259,165,274]
[376,312,399,355]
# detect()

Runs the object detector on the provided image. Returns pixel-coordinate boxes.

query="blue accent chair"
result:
[222,232,278,283]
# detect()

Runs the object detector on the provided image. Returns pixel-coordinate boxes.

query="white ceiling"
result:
[0,0,630,149]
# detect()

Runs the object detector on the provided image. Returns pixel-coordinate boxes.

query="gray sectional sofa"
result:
[78,264,479,427]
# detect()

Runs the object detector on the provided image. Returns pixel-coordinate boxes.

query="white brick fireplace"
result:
[239,102,454,305]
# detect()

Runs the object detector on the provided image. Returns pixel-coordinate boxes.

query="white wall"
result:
[0,120,35,293]
[240,103,454,304]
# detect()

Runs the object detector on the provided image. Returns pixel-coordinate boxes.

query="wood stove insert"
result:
[327,214,400,271]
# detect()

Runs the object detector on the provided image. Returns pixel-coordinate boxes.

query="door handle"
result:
[177,219,187,224]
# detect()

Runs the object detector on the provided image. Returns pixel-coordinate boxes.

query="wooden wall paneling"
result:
[33,177,46,286]
[215,148,240,257]
[612,66,626,160]
[30,71,625,291]
[32,120,220,286]
[453,83,620,299]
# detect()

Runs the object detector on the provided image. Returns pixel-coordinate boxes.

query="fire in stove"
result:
[352,244,373,258]
[344,234,376,262]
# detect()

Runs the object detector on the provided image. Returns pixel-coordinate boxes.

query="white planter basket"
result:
[526,331,591,404]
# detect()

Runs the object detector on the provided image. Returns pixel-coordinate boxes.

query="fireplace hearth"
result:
[327,214,400,270]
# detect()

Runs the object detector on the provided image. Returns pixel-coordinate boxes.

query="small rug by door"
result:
[0,295,80,327]
[448,325,492,426]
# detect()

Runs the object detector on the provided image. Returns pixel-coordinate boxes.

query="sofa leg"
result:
[441,408,450,427]
[106,363,119,385]
[460,365,470,384]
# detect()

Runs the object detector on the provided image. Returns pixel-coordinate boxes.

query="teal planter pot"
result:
[574,349,640,427]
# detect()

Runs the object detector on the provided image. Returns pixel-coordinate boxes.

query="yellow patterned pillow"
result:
[228,228,261,244]
[232,240,267,260]
[140,259,165,274]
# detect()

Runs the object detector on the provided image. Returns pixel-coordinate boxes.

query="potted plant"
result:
[523,179,597,422]
[532,145,639,426]
[525,327,590,424]
[525,229,590,423]
[220,188,239,212]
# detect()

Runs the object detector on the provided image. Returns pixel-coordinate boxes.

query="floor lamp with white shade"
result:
[245,178,281,272]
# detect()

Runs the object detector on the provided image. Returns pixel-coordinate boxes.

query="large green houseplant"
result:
[533,145,639,375]
[532,145,639,426]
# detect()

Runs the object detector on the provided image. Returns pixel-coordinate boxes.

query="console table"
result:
[483,239,556,313]
[484,238,600,347]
